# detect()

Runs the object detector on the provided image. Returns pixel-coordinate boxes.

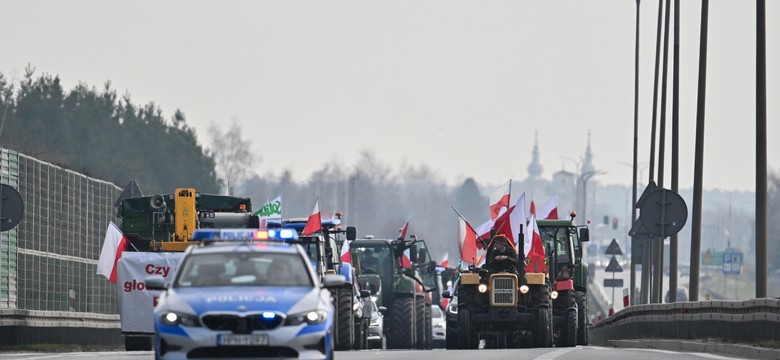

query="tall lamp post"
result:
[579,171,604,225]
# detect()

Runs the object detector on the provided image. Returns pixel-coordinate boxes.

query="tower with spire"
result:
[581,131,595,175]
[527,132,543,180]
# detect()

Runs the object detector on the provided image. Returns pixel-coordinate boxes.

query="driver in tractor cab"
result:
[485,234,519,274]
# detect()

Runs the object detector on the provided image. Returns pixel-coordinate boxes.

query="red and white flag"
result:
[623,288,630,307]
[524,214,548,274]
[529,199,537,217]
[492,193,527,249]
[458,216,479,265]
[399,214,412,239]
[538,195,559,220]
[440,253,450,268]
[340,239,352,264]
[302,198,321,235]
[97,222,129,284]
[489,179,511,220]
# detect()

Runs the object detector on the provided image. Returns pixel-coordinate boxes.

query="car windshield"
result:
[174,252,312,287]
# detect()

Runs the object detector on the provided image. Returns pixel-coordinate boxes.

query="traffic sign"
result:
[638,188,688,238]
[604,279,624,288]
[604,238,623,256]
[605,256,623,273]
[0,184,24,231]
[722,251,743,275]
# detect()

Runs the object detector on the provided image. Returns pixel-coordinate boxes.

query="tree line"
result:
[0,67,220,194]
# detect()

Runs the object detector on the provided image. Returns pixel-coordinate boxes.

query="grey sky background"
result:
[2,1,777,192]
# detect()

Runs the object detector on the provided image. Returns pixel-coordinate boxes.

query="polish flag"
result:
[489,180,511,220]
[475,218,494,247]
[401,248,412,268]
[623,288,630,307]
[492,193,526,249]
[399,214,411,239]
[440,253,450,268]
[524,214,548,274]
[340,239,352,264]
[97,222,129,284]
[529,199,537,217]
[458,217,479,265]
[538,195,559,220]
[302,198,321,235]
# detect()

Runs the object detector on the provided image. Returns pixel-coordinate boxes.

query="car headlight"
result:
[285,310,328,326]
[161,311,201,327]
[370,317,380,326]
[551,291,559,300]
[519,285,530,294]
[478,284,488,293]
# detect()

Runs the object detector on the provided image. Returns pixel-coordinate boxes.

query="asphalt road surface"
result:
[0,347,741,360]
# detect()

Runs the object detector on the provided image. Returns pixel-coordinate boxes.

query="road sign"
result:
[722,251,743,275]
[604,238,623,256]
[604,279,624,287]
[638,188,688,238]
[0,184,24,231]
[605,256,623,273]
[701,250,724,267]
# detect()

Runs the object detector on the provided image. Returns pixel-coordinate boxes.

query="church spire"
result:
[581,130,595,175]
[527,132,543,179]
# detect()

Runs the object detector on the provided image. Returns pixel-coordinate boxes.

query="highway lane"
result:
[0,347,742,360]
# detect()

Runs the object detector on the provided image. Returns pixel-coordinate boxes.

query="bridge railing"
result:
[589,298,780,345]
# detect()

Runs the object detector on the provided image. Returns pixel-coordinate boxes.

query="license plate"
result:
[218,334,269,346]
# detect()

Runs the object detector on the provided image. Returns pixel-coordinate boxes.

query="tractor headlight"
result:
[478,284,488,293]
[551,291,559,300]
[519,285,530,294]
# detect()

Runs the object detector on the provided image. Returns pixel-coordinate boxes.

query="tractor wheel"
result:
[335,288,355,350]
[389,297,415,349]
[415,297,425,349]
[445,318,458,349]
[564,308,578,347]
[534,305,553,348]
[576,290,589,345]
[458,308,478,349]
[425,304,433,349]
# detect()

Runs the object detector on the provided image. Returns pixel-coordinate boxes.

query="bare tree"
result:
[209,118,258,195]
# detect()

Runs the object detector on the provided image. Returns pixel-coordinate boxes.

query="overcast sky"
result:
[2,1,777,192]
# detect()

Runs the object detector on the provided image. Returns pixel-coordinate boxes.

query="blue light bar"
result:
[192,228,299,242]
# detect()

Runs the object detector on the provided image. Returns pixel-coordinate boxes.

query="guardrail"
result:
[0,310,121,347]
[589,299,780,345]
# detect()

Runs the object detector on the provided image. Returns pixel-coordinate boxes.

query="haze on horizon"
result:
[2,0,777,192]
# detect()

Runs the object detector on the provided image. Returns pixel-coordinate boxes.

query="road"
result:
[0,348,741,360]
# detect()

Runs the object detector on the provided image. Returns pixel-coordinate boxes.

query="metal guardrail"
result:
[0,309,120,328]
[590,299,780,345]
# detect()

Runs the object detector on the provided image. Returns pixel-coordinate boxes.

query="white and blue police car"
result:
[145,228,345,360]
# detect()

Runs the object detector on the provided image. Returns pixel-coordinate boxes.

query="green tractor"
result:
[537,213,590,346]
[351,236,438,349]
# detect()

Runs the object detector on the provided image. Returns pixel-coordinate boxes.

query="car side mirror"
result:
[378,306,388,314]
[145,275,167,291]
[409,244,418,263]
[441,290,451,299]
[360,289,371,298]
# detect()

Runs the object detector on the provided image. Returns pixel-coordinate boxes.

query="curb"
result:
[608,339,780,359]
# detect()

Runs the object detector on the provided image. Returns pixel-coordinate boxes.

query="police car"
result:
[145,228,345,360]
